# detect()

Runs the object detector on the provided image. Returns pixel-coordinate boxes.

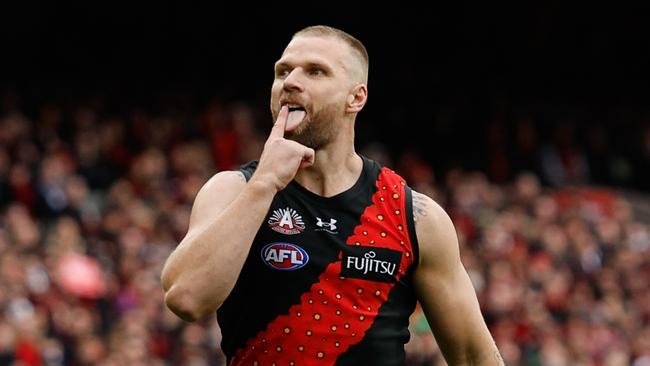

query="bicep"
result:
[412,192,498,364]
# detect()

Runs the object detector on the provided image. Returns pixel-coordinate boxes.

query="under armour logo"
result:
[315,217,338,233]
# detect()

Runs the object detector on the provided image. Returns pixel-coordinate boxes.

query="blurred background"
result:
[1,3,649,365]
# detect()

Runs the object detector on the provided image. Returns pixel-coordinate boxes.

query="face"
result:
[270,35,360,149]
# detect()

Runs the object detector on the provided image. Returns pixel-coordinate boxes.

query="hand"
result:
[251,106,315,191]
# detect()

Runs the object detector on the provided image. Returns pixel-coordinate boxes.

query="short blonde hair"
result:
[293,25,369,83]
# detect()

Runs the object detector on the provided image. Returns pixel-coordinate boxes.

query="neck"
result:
[294,127,362,197]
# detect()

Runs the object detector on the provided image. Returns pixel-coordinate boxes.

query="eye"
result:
[275,68,290,78]
[308,67,325,76]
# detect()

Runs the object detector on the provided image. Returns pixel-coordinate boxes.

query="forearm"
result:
[162,180,276,320]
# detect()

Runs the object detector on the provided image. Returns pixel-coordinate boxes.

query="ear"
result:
[346,84,368,113]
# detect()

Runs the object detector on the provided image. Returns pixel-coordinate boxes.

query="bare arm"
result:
[412,191,504,365]
[161,106,314,322]
[160,171,275,321]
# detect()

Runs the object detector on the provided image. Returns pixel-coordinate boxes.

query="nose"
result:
[282,68,304,93]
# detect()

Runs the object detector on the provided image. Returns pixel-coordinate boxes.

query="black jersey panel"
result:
[404,185,420,268]
[218,157,381,358]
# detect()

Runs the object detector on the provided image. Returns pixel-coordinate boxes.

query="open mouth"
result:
[287,105,305,113]
[284,104,307,132]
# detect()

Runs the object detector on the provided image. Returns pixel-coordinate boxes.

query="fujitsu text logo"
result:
[346,251,396,276]
[261,243,309,271]
[268,207,305,235]
[341,246,402,283]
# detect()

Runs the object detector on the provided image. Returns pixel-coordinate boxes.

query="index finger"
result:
[270,105,289,138]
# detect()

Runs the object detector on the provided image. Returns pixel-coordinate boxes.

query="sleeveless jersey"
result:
[217,156,420,366]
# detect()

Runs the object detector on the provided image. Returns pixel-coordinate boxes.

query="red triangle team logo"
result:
[268,207,305,235]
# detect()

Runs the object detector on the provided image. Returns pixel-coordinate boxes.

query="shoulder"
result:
[200,170,247,194]
[411,190,451,230]
[411,190,459,269]
[191,170,248,210]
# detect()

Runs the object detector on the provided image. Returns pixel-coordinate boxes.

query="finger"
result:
[299,147,315,169]
[269,105,289,138]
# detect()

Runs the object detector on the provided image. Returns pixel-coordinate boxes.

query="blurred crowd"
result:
[0,92,649,366]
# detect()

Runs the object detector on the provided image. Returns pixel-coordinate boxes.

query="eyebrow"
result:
[274,61,290,70]
[274,59,335,73]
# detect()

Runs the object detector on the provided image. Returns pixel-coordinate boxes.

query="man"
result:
[161,25,503,365]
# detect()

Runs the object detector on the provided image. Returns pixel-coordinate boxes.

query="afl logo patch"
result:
[261,243,309,271]
[268,207,305,235]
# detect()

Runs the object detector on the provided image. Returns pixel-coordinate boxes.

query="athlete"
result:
[161,25,504,365]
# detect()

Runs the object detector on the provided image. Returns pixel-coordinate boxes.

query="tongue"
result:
[286,110,306,132]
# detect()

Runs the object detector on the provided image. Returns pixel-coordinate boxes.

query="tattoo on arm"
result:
[411,191,429,223]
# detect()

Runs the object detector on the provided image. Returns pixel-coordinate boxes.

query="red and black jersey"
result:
[217,156,420,366]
